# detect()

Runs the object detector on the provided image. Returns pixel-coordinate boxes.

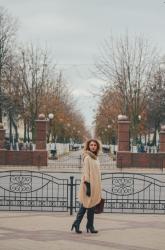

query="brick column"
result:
[159,126,165,152]
[118,115,130,151]
[35,114,47,150]
[0,123,5,149]
[33,114,48,166]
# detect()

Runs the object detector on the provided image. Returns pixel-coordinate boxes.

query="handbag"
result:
[94,198,105,214]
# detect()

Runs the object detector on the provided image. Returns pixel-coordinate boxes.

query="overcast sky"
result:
[1,0,165,128]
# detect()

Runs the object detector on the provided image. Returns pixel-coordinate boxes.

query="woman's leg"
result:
[86,207,98,233]
[71,204,86,233]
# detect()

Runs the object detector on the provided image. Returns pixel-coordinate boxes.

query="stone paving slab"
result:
[0,212,165,250]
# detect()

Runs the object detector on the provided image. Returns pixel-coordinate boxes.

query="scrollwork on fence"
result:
[10,176,32,192]
[112,177,133,195]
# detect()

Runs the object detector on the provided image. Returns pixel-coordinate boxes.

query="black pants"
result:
[74,204,95,228]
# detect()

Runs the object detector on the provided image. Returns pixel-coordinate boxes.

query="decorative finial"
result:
[38,114,45,120]
[118,114,128,121]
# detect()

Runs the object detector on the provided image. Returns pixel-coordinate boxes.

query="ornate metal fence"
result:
[75,173,165,214]
[0,171,68,212]
[102,173,165,213]
[1,171,165,214]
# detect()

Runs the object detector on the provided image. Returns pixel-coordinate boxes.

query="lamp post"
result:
[77,130,80,144]
[130,138,133,152]
[48,113,54,142]
[107,124,112,145]
[138,115,142,144]
[132,114,142,145]
[9,114,13,150]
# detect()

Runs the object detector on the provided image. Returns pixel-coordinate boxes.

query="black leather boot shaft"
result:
[71,205,86,233]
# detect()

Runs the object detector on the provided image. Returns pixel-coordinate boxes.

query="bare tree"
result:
[42,73,88,143]
[2,53,22,143]
[17,44,88,143]
[0,6,18,122]
[18,44,53,141]
[95,33,158,142]
[94,86,120,143]
[147,67,165,145]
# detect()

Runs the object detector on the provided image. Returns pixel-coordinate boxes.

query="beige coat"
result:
[78,151,102,208]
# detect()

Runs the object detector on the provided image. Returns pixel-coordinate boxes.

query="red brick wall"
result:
[117,152,165,168]
[33,151,48,166]
[117,152,132,168]
[0,150,6,164]
[159,131,165,152]
[0,150,48,166]
[0,129,5,149]
[0,115,48,166]
[117,117,165,168]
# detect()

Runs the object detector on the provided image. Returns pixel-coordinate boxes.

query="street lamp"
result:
[67,123,71,128]
[48,113,54,142]
[77,130,81,144]
[138,115,142,145]
[48,113,54,120]
[132,114,142,147]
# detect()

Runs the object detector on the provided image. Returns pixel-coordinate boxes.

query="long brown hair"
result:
[84,139,101,156]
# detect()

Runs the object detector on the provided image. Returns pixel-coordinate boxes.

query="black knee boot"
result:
[71,205,86,233]
[86,207,98,233]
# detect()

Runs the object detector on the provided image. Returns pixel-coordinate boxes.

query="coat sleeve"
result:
[83,157,90,183]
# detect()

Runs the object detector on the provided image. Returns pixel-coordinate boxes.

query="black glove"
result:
[84,181,91,197]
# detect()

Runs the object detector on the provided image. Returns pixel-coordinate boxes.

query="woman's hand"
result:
[84,181,91,196]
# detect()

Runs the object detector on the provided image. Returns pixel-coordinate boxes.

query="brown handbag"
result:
[94,198,105,214]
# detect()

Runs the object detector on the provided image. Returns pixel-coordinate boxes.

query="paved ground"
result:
[0,164,164,173]
[0,212,165,250]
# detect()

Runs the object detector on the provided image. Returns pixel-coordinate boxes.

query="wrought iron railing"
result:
[0,171,165,214]
[101,172,165,214]
[0,171,68,212]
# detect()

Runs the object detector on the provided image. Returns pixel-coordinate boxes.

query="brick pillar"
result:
[0,123,5,149]
[118,115,130,151]
[159,126,165,152]
[35,114,47,150]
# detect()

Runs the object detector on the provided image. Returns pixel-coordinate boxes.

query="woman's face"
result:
[89,141,98,153]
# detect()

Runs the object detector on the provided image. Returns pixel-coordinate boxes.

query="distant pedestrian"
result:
[29,140,33,151]
[18,140,24,150]
[71,139,102,233]
[50,141,56,159]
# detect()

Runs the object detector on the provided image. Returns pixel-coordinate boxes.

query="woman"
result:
[71,139,102,234]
